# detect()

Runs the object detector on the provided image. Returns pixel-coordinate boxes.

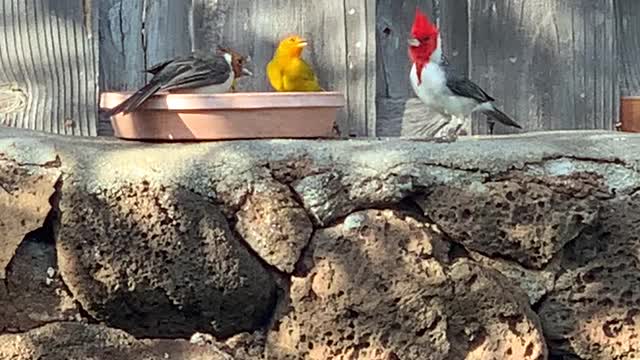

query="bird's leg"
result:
[488,121,495,135]
[407,119,459,144]
[452,116,464,136]
[331,122,341,137]
[438,128,458,143]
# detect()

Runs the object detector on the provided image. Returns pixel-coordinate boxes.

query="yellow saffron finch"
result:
[267,35,323,92]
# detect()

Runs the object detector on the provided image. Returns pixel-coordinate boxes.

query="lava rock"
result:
[56,181,277,338]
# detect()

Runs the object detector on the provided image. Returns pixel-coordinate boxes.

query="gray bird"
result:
[106,46,253,116]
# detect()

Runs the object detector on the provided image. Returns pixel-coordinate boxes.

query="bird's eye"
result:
[290,38,296,42]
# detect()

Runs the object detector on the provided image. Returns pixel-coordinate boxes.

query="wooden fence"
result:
[0,0,637,137]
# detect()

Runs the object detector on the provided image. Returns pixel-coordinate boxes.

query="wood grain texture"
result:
[143,0,194,66]
[344,0,377,136]
[437,0,469,77]
[99,0,194,89]
[98,0,194,135]
[375,0,431,137]
[0,0,98,136]
[98,0,146,91]
[365,0,377,136]
[193,0,355,135]
[616,0,640,97]
[469,0,617,134]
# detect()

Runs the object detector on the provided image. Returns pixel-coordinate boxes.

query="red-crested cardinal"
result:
[107,47,253,116]
[408,8,522,136]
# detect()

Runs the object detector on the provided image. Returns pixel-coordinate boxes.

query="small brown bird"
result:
[107,46,253,116]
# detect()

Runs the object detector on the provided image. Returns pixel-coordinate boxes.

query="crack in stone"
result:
[258,154,637,235]
[385,161,492,178]
[228,228,284,337]
[291,227,317,278]
[246,153,626,275]
[1,172,98,331]
[0,154,62,169]
[492,155,639,180]
[44,175,98,325]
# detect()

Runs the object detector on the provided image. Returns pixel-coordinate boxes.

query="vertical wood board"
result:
[469,0,617,134]
[0,0,98,136]
[344,0,377,136]
[98,0,194,135]
[616,0,640,97]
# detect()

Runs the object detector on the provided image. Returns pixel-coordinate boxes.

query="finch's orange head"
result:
[275,35,309,58]
[408,8,439,64]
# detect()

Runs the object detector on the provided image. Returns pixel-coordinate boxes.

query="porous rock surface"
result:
[3,127,640,359]
[235,178,313,273]
[266,210,546,360]
[419,172,607,269]
[0,237,80,333]
[0,322,235,360]
[57,181,277,338]
[0,154,60,279]
[538,193,640,359]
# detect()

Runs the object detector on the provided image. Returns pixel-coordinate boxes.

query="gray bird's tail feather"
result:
[106,81,163,116]
[481,106,522,129]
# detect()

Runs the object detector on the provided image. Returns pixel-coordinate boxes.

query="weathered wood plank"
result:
[97,0,145,136]
[0,0,98,136]
[376,0,435,99]
[99,0,193,91]
[365,0,377,136]
[98,0,146,91]
[432,0,471,136]
[469,0,617,134]
[375,0,433,137]
[143,0,194,67]
[98,0,194,135]
[437,0,469,78]
[616,0,640,97]
[193,0,352,135]
[344,0,376,136]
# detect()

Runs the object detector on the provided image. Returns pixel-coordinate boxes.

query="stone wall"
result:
[1,127,640,359]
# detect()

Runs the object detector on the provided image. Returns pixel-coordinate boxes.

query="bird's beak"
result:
[297,39,309,48]
[242,67,254,77]
[408,38,421,47]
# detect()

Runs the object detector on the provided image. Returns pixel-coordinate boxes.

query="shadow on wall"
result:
[52,142,279,339]
[538,194,640,359]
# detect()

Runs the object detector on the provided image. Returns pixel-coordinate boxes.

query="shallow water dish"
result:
[621,96,640,133]
[100,92,346,140]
